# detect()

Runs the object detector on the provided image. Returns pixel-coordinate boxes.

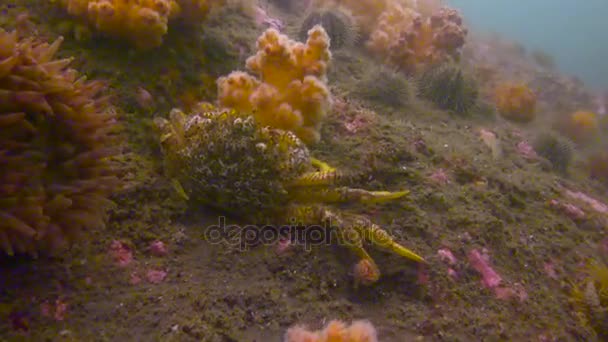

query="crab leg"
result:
[311,157,336,172]
[287,170,345,187]
[354,220,425,263]
[289,187,409,204]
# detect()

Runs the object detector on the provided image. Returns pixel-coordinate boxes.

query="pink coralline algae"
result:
[275,237,292,255]
[467,249,528,301]
[149,240,168,257]
[468,249,502,288]
[563,189,608,215]
[437,248,458,280]
[146,270,168,284]
[438,248,457,265]
[129,271,142,285]
[40,299,68,321]
[543,262,558,280]
[428,169,451,186]
[254,7,284,31]
[109,240,133,267]
[548,199,586,220]
[343,115,370,134]
[516,141,538,160]
[494,283,528,302]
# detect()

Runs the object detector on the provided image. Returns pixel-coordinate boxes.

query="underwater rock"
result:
[109,240,133,267]
[516,140,539,160]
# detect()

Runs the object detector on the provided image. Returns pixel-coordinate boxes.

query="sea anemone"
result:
[0,30,120,256]
[533,132,573,174]
[417,63,478,115]
[494,82,536,123]
[298,7,358,50]
[354,66,414,108]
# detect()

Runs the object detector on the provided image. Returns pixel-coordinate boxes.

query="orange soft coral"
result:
[59,0,224,49]
[0,30,120,256]
[285,319,378,342]
[494,82,537,123]
[62,0,178,49]
[217,25,332,144]
[368,5,467,74]
[559,110,599,144]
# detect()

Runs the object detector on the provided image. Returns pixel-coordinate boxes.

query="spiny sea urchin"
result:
[268,0,306,13]
[354,66,414,108]
[533,132,574,174]
[417,62,478,115]
[0,30,121,256]
[298,7,358,50]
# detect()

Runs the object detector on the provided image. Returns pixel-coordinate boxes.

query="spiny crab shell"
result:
[154,103,425,285]
[155,103,313,220]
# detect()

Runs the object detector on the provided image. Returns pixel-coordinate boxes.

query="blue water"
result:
[447,0,608,89]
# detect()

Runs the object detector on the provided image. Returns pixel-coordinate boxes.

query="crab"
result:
[154,103,424,284]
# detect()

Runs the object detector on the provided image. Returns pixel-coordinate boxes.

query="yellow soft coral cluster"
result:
[368,4,467,73]
[59,0,225,49]
[314,0,466,74]
[284,319,377,342]
[216,25,332,144]
[494,82,537,123]
[559,110,599,144]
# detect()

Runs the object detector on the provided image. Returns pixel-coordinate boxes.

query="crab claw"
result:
[360,190,409,203]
